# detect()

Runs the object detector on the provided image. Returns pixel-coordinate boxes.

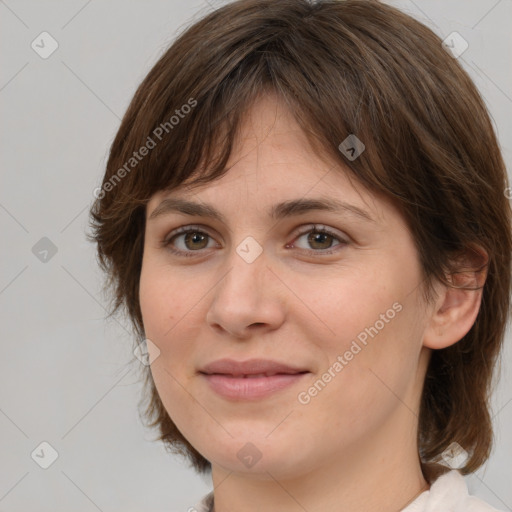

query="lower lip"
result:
[200,373,309,400]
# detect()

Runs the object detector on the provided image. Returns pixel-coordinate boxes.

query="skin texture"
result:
[139,92,485,512]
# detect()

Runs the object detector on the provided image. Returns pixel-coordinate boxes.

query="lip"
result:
[200,358,308,376]
[199,358,310,400]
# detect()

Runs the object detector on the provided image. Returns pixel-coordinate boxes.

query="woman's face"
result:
[139,92,434,479]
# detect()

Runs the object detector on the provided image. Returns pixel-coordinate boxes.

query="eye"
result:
[161,225,218,257]
[287,224,348,255]
[161,224,348,258]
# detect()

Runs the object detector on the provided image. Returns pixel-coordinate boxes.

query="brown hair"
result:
[88,0,512,476]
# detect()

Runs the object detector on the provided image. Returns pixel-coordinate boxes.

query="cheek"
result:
[139,262,161,330]
[139,263,203,379]
[139,262,188,337]
[291,264,397,345]
[139,268,200,434]
[293,263,423,407]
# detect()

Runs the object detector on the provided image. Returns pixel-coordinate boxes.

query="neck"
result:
[210,411,429,512]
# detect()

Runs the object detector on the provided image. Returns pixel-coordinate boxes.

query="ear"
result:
[422,244,488,350]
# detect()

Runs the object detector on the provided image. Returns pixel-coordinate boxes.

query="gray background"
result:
[0,0,511,511]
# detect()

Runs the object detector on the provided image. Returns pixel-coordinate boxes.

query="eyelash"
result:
[160,224,348,258]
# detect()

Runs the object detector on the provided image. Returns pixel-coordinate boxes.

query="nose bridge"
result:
[216,235,268,303]
[206,235,284,336]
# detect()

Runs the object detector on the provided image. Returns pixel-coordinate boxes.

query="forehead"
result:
[146,92,391,224]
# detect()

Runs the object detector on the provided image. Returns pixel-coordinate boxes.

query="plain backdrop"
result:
[1,1,511,511]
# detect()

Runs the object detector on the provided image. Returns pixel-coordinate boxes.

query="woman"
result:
[89,1,511,510]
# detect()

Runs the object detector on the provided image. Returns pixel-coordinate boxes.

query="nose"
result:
[205,243,286,339]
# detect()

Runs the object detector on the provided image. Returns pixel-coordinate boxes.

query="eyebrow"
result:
[148,197,376,224]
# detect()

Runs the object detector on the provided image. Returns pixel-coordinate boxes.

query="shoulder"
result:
[423,470,504,512]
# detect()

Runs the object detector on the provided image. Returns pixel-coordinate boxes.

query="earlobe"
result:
[422,244,488,350]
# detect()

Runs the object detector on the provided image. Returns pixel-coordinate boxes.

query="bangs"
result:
[118,38,372,204]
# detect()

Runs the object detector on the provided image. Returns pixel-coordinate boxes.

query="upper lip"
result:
[199,358,309,377]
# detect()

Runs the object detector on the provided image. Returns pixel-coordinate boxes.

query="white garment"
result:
[192,470,503,512]
[402,470,503,512]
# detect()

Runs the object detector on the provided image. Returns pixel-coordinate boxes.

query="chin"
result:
[198,433,307,479]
